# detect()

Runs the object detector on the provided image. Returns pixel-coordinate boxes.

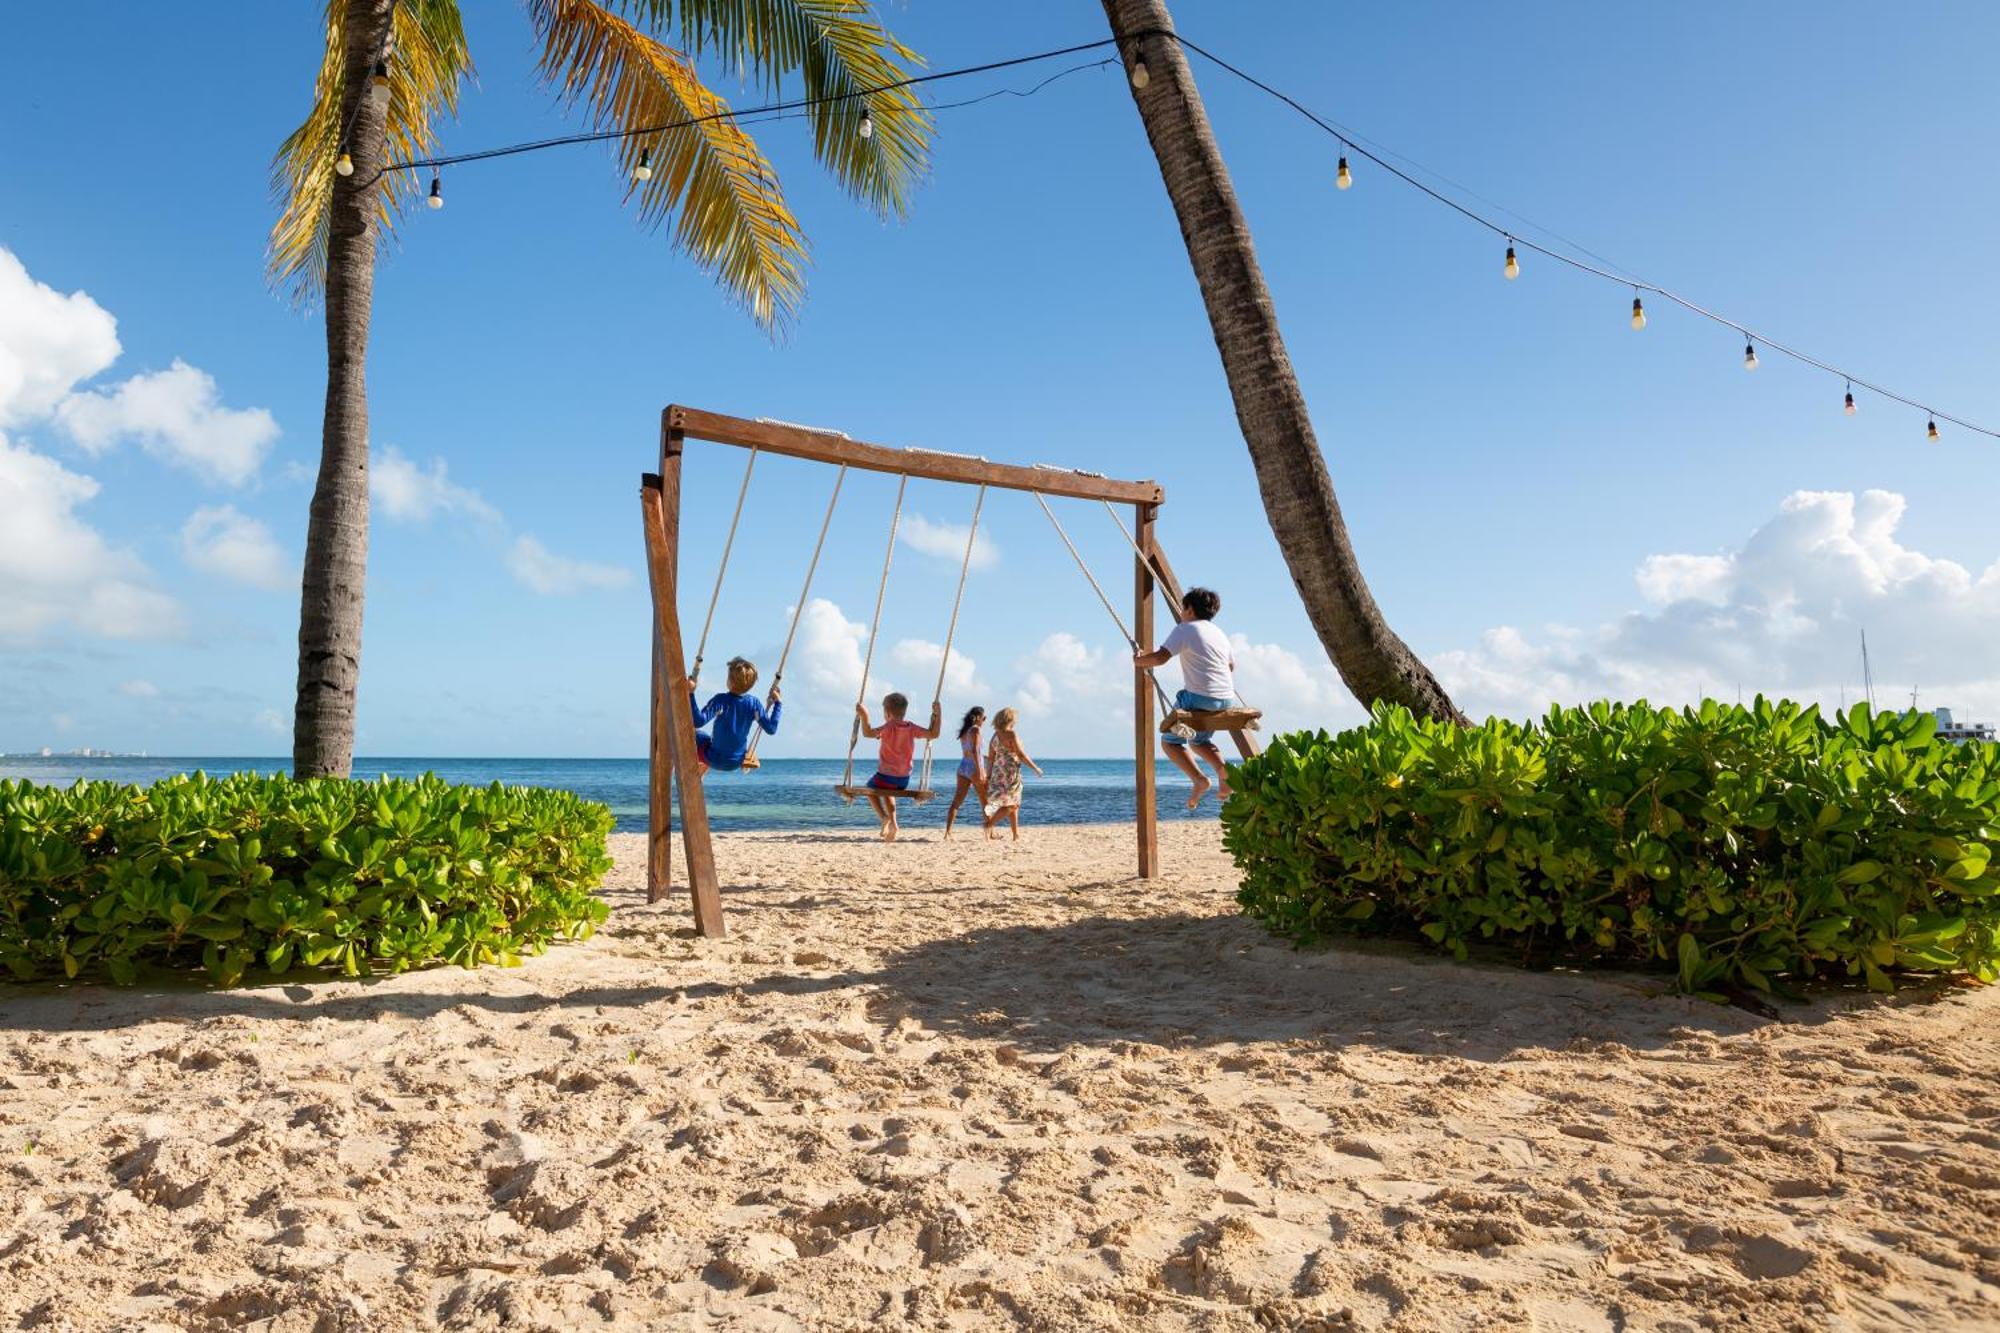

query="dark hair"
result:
[883,692,909,717]
[957,706,986,739]
[1183,587,1222,620]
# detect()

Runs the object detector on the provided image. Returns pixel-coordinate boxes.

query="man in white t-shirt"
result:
[1134,586,1237,808]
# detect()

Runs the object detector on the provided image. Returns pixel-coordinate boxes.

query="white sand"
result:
[1,822,1996,1331]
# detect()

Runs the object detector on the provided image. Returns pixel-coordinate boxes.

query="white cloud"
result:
[0,248,121,426]
[792,597,874,700]
[1434,490,2000,721]
[1010,631,1112,718]
[899,513,999,571]
[371,446,500,523]
[56,360,279,487]
[505,535,630,595]
[181,504,291,590]
[255,708,288,736]
[118,679,160,699]
[891,637,983,696]
[0,433,181,642]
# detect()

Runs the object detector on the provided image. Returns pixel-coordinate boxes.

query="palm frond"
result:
[268,0,471,306]
[531,0,808,331]
[617,0,931,218]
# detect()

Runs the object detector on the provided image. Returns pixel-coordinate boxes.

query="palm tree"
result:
[1100,0,1463,722]
[269,0,932,776]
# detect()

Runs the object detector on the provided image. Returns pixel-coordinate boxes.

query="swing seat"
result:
[835,784,935,804]
[739,753,761,771]
[1160,706,1262,737]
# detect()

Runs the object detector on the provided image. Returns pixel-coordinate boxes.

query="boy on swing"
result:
[855,692,941,842]
[1134,586,1237,808]
[690,656,781,775]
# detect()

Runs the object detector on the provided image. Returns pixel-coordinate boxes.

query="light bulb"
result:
[427,175,443,210]
[1743,341,1758,371]
[858,110,873,140]
[632,148,652,183]
[1928,417,1940,441]
[371,61,390,90]
[1130,57,1150,89]
[1844,391,1856,416]
[1503,245,1519,280]
[1335,156,1352,190]
[1630,297,1646,330]
[335,151,354,178]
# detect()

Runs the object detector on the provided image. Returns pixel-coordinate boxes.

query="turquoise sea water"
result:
[0,756,1220,833]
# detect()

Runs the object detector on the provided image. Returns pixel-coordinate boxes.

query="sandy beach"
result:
[1,821,1996,1331]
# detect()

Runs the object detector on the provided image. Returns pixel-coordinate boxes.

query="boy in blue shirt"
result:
[690,657,781,774]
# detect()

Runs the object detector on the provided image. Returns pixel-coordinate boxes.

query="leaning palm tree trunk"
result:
[294,0,396,776]
[1101,0,1463,722]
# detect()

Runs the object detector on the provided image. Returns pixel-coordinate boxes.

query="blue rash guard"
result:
[692,691,780,770]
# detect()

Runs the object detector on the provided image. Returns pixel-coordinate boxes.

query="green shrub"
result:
[0,772,612,986]
[1223,699,2000,996]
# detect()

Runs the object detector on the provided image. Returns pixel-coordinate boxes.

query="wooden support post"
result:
[646,628,671,903]
[1145,539,1258,760]
[1134,502,1159,879]
[641,445,725,937]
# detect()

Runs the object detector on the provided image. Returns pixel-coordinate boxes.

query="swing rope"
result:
[843,473,910,791]
[744,463,847,764]
[1033,493,1175,714]
[918,483,987,793]
[690,445,758,686]
[1098,501,1254,716]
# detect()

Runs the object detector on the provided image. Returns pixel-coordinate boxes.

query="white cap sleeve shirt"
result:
[1161,619,1235,699]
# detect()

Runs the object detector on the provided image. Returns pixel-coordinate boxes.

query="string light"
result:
[335,150,354,178]
[632,147,652,183]
[427,174,443,209]
[364,26,1998,446]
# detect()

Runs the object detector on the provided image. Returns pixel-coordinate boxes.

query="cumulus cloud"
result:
[898,513,999,571]
[505,535,631,595]
[57,360,279,486]
[891,637,983,696]
[1011,631,1113,719]
[0,434,181,641]
[181,504,291,590]
[371,446,500,523]
[118,679,161,699]
[0,248,121,426]
[791,597,874,699]
[1434,489,2000,721]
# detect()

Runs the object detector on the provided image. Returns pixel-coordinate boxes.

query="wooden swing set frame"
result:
[640,405,1257,937]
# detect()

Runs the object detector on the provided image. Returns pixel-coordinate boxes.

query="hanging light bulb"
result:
[335,150,354,178]
[371,61,390,91]
[1844,385,1856,416]
[1503,244,1519,280]
[858,109,873,140]
[427,174,443,210]
[1743,340,1759,371]
[632,147,653,183]
[1130,52,1150,89]
[1630,296,1646,330]
[1928,416,1940,441]
[1335,155,1352,190]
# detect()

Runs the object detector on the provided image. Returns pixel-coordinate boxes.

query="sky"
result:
[3,1,1998,759]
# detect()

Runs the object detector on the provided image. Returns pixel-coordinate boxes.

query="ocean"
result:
[0,756,1221,834]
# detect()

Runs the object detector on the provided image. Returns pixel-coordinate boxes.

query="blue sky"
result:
[4,1,1998,758]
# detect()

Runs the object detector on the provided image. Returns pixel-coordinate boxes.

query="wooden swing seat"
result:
[1160,706,1263,735]
[834,784,936,804]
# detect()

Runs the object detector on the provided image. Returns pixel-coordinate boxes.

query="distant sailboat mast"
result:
[1860,629,1877,712]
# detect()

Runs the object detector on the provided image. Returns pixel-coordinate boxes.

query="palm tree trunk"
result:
[1101,0,1464,723]
[294,0,396,776]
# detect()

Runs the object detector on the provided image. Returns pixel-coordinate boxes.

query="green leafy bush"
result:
[0,772,612,986]
[1223,700,2000,995]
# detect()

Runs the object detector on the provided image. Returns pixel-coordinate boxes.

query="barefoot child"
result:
[943,706,988,840]
[981,707,1044,840]
[690,657,780,775]
[1133,586,1236,808]
[855,692,941,842]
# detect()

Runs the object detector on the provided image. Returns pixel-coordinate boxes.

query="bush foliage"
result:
[0,772,612,986]
[1223,700,2000,996]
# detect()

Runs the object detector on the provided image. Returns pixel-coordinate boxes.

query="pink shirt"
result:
[876,718,923,777]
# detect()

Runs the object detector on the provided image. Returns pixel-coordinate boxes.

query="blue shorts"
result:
[696,734,743,772]
[1162,690,1235,747]
[867,772,910,791]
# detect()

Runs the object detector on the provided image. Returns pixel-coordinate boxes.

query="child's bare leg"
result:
[867,792,890,836]
[1007,805,1020,840]
[944,775,970,838]
[983,804,999,839]
[1162,740,1209,808]
[883,796,899,843]
[1192,744,1231,799]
